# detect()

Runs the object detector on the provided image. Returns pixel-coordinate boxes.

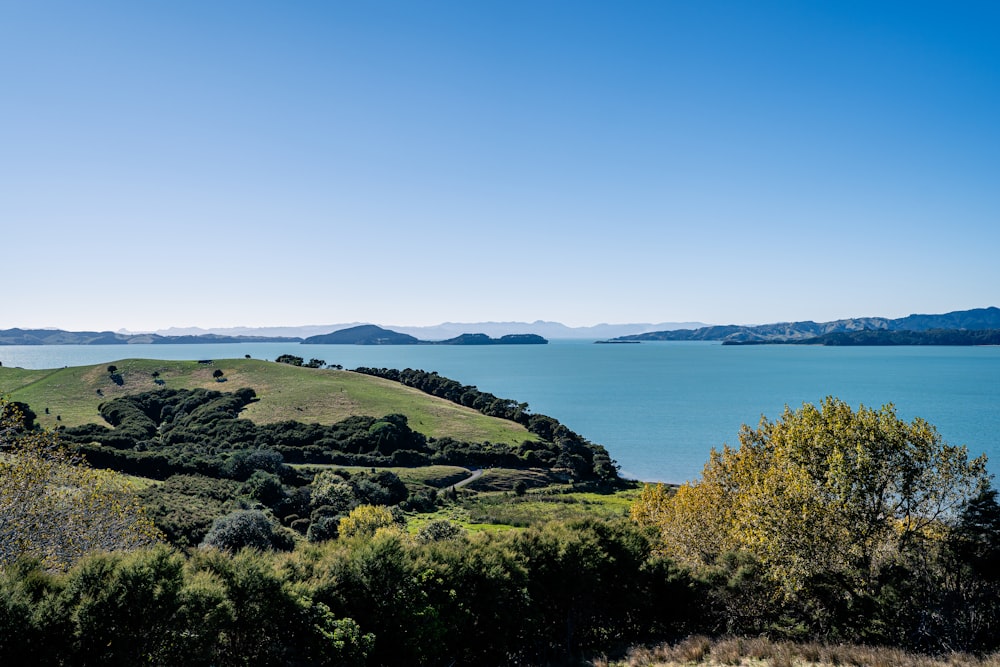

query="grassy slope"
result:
[0,358,535,447]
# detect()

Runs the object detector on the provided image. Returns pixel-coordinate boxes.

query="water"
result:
[2,341,998,484]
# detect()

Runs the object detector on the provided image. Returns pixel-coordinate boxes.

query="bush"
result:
[200,510,295,553]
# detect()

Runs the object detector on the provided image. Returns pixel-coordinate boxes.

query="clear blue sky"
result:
[2,1,998,330]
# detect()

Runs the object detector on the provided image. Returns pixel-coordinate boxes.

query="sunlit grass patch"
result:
[0,359,535,446]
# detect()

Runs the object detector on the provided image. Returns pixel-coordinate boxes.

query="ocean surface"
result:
[2,341,998,484]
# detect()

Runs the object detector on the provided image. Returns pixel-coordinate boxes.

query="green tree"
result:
[416,519,463,543]
[274,354,303,366]
[199,509,294,553]
[0,397,162,571]
[241,470,286,508]
[632,397,989,616]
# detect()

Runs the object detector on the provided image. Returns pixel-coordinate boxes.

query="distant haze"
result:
[146,321,708,340]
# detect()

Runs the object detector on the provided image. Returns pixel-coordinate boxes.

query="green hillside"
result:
[0,358,535,447]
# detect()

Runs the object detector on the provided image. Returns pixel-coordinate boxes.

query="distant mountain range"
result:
[5,309,997,347]
[0,324,550,346]
[0,321,705,345]
[146,320,707,340]
[0,329,298,346]
[611,307,1000,344]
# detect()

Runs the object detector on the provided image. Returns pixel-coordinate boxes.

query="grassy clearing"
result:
[600,636,1000,667]
[0,358,534,446]
[459,486,641,527]
[402,480,642,533]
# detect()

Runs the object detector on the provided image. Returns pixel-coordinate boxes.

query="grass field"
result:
[0,358,536,446]
[406,482,642,533]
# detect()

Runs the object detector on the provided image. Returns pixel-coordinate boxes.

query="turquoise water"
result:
[2,341,998,484]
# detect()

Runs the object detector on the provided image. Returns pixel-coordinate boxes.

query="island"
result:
[302,324,547,345]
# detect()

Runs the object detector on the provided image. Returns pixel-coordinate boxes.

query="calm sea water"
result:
[2,341,998,484]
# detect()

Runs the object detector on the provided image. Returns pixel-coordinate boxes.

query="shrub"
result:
[200,510,294,553]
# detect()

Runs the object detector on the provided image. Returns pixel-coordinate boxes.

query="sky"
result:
[2,1,998,331]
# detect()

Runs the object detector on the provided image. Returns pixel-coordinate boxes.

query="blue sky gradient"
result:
[2,1,998,330]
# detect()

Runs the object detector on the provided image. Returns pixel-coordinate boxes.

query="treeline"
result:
[631,398,1000,655]
[353,367,618,481]
[56,387,617,546]
[0,519,693,667]
[61,386,614,482]
[8,503,1000,667]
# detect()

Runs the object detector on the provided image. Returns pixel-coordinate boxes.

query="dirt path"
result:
[449,468,483,490]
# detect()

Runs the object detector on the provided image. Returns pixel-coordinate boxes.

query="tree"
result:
[199,509,294,553]
[274,354,303,366]
[631,397,989,612]
[0,397,162,570]
[416,519,463,543]
[241,470,286,508]
[337,505,399,539]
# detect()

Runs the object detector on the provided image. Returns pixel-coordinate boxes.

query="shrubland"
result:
[3,361,1000,665]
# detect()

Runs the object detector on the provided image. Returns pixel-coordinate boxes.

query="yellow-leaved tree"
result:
[337,504,400,539]
[631,397,988,605]
[0,397,161,570]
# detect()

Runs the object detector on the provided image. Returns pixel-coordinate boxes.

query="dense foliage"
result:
[0,519,694,666]
[61,385,615,481]
[0,398,160,571]
[5,385,1000,663]
[53,384,619,546]
[353,367,619,481]
[0,546,372,666]
[631,397,995,651]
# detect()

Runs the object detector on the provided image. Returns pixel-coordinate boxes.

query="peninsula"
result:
[607,306,1000,345]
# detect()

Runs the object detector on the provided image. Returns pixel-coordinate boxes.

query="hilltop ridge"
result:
[611,306,1000,344]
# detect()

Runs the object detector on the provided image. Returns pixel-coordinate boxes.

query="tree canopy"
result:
[0,397,161,570]
[632,397,989,614]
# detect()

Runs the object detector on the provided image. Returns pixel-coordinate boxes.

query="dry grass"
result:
[597,636,1000,667]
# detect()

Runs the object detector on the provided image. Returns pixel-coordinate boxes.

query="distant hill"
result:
[387,320,706,340]
[611,307,1000,344]
[4,321,703,345]
[0,357,533,446]
[432,333,547,345]
[302,325,548,345]
[302,324,421,345]
[724,328,1000,346]
[0,328,300,346]
[148,320,708,340]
